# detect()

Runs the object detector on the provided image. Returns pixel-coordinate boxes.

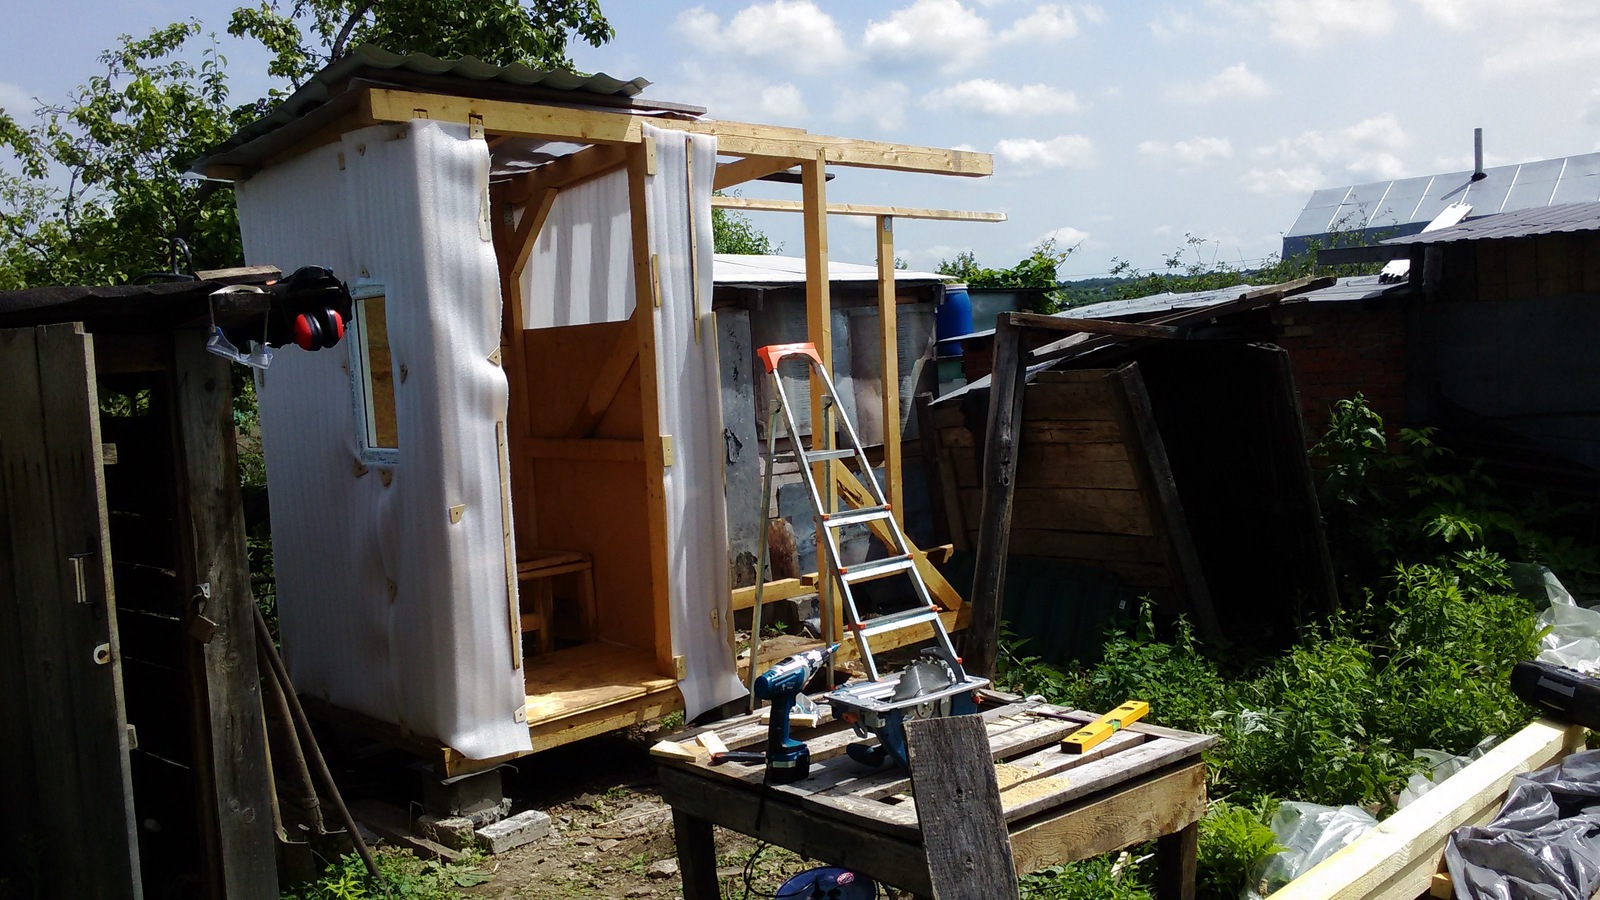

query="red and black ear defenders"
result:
[292,304,346,351]
[247,265,355,352]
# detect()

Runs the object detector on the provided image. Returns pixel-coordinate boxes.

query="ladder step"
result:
[839,555,916,584]
[803,448,858,462]
[821,506,893,528]
[851,606,941,638]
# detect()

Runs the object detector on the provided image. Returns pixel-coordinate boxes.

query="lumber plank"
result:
[965,313,1027,679]
[657,764,936,896]
[673,810,721,900]
[626,142,677,677]
[1009,763,1206,882]
[363,87,993,177]
[958,487,1154,536]
[1269,718,1585,900]
[878,216,904,526]
[1009,312,1189,339]
[525,437,645,463]
[712,155,802,190]
[509,187,558,282]
[939,419,1123,448]
[514,143,628,202]
[0,323,143,898]
[802,153,840,644]
[562,310,641,439]
[835,467,965,611]
[711,195,1006,222]
[905,715,1021,899]
[1110,364,1220,642]
[172,333,279,896]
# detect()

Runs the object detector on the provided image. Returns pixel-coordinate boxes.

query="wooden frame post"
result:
[876,215,904,525]
[965,313,1027,679]
[626,142,678,677]
[801,151,840,645]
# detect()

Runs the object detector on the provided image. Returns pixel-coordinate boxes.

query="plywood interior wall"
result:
[520,320,656,651]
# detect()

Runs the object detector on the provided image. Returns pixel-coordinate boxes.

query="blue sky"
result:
[5,1,1600,279]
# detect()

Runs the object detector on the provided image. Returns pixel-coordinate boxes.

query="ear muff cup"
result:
[292,308,346,351]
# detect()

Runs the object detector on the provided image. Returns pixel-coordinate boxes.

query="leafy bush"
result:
[1019,853,1153,900]
[281,849,489,900]
[1197,801,1282,900]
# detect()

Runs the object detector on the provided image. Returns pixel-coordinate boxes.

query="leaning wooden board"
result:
[659,688,1209,839]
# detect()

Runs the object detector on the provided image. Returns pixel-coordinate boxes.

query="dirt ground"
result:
[347,718,845,900]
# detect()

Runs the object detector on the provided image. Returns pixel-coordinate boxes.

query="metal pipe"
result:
[259,644,324,834]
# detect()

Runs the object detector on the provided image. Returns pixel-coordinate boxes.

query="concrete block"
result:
[415,814,478,852]
[475,809,551,855]
[420,767,508,823]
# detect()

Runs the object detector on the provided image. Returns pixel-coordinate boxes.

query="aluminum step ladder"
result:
[746,342,973,706]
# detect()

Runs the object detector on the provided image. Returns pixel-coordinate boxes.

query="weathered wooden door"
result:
[0,323,142,898]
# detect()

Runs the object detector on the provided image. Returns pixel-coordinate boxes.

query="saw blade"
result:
[892,658,956,703]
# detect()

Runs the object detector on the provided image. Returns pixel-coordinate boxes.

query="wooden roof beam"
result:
[363,87,993,177]
[709,195,1006,223]
[713,156,803,190]
[504,143,628,204]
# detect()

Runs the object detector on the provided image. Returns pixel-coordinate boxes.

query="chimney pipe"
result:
[1472,127,1486,181]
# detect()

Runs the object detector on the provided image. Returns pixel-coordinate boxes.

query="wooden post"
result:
[672,809,721,900]
[802,151,839,645]
[171,332,279,897]
[905,715,1021,900]
[1154,821,1199,900]
[877,215,904,524]
[964,314,1027,679]
[0,323,142,899]
[627,141,678,677]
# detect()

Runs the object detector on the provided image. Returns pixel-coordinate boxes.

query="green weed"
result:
[281,848,489,900]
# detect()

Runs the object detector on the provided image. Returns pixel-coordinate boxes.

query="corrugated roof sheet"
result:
[190,45,654,173]
[1384,201,1600,245]
[1283,151,1600,257]
[713,254,949,289]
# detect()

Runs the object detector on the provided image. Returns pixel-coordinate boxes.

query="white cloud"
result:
[864,0,993,70]
[1151,0,1394,46]
[835,82,911,132]
[1037,225,1090,248]
[1166,63,1271,104]
[0,81,34,116]
[1000,4,1080,43]
[1245,113,1410,194]
[1138,136,1234,170]
[993,134,1096,171]
[676,2,853,74]
[922,79,1082,116]
[672,62,809,123]
[1079,3,1108,25]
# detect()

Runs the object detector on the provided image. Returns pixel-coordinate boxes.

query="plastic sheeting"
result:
[520,166,633,329]
[236,121,531,759]
[640,124,745,717]
[1247,802,1378,899]
[1446,749,1600,900]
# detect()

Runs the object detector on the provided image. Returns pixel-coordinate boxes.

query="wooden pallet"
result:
[658,696,1216,898]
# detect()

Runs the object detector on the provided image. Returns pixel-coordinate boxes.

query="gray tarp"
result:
[1445,748,1600,899]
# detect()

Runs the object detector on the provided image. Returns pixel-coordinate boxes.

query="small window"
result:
[350,284,399,465]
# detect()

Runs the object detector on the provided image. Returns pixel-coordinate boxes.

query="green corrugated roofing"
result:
[190,44,652,175]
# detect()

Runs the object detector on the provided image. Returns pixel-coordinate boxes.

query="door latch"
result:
[187,583,218,644]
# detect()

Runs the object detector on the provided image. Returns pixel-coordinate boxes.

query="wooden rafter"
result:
[507,143,629,204]
[877,215,904,524]
[362,87,993,177]
[562,308,641,439]
[509,188,558,282]
[712,155,802,191]
[710,195,1007,222]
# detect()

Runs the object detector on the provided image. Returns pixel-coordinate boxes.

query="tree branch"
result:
[330,3,372,60]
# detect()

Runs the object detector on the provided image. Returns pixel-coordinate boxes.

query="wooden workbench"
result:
[657,696,1217,898]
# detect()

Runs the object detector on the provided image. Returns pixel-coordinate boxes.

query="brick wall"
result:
[1274,303,1407,440]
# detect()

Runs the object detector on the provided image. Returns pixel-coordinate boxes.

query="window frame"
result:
[348,282,400,468]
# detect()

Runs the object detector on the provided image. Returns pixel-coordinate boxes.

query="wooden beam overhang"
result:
[361,87,993,177]
[709,195,1006,222]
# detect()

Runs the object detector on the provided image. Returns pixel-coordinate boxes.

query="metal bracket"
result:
[69,552,94,604]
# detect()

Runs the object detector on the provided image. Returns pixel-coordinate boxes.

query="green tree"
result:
[0,2,615,289]
[229,0,614,87]
[711,194,780,256]
[937,238,1074,309]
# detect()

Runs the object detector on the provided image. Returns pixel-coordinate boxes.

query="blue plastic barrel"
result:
[935,283,973,356]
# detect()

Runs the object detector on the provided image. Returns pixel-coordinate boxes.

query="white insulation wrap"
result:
[236,121,531,759]
[521,167,633,329]
[643,125,747,717]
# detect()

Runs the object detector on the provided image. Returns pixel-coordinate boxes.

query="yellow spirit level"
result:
[1061,700,1149,754]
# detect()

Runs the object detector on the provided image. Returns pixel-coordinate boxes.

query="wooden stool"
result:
[657,697,1215,899]
[516,550,597,655]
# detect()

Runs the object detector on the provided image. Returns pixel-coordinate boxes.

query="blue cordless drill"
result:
[734,644,839,784]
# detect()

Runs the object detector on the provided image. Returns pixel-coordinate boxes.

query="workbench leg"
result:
[673,809,720,900]
[1155,820,1199,900]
